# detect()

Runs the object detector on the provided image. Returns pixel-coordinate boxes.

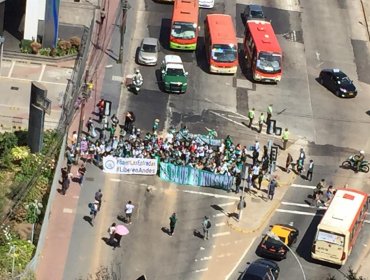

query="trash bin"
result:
[267,119,276,134]
[275,127,282,136]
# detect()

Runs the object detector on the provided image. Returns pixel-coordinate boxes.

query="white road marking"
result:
[216,222,226,227]
[218,202,235,207]
[112,75,123,82]
[200,256,212,261]
[209,111,246,128]
[0,75,67,85]
[212,232,231,237]
[62,208,74,214]
[365,220,370,224]
[226,114,247,120]
[291,184,316,189]
[8,60,16,78]
[194,268,208,273]
[225,237,257,280]
[200,246,205,250]
[182,189,239,200]
[213,213,226,218]
[276,209,321,216]
[38,64,46,82]
[281,201,327,210]
[110,178,122,182]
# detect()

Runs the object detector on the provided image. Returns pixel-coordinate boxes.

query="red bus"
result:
[170,0,199,50]
[204,14,238,74]
[311,188,369,265]
[244,20,282,83]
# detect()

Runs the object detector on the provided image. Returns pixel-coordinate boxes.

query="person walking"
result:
[266,104,273,124]
[257,170,264,190]
[153,119,160,135]
[281,128,289,150]
[252,164,260,187]
[298,148,306,165]
[108,223,117,245]
[61,173,71,195]
[77,163,86,185]
[285,153,293,173]
[202,216,211,240]
[235,173,242,194]
[95,189,103,211]
[247,108,255,128]
[267,177,278,200]
[65,146,74,173]
[306,159,314,181]
[125,201,135,224]
[169,213,177,236]
[258,112,265,133]
[89,200,99,225]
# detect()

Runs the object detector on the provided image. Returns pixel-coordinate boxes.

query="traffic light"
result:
[270,146,278,161]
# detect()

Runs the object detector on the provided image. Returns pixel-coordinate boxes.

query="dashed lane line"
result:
[218,202,235,207]
[281,201,327,209]
[291,184,316,189]
[225,237,257,280]
[216,222,226,227]
[212,232,231,237]
[182,189,240,200]
[194,268,208,273]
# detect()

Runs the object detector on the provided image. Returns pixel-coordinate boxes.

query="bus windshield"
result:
[256,52,282,74]
[171,22,197,39]
[211,44,237,63]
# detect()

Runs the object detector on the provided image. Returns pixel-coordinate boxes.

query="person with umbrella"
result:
[113,224,129,248]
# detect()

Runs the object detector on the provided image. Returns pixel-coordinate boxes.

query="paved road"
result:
[54,0,370,279]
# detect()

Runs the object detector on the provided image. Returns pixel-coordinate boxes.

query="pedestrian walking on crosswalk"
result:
[306,160,314,181]
[169,213,177,236]
[258,113,265,133]
[282,128,289,150]
[202,216,211,240]
[248,108,255,128]
[266,104,273,124]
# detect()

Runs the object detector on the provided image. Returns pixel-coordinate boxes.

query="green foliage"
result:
[10,146,30,161]
[0,239,35,273]
[20,39,32,54]
[39,48,51,56]
[0,132,18,157]
[327,268,366,280]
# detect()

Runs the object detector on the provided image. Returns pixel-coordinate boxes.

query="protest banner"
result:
[103,156,157,175]
[159,162,233,190]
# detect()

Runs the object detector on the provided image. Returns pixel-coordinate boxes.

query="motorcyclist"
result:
[354,150,365,172]
[133,69,143,86]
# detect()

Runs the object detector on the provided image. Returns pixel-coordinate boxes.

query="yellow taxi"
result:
[256,224,299,261]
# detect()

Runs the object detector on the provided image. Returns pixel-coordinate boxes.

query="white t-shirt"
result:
[125,203,135,214]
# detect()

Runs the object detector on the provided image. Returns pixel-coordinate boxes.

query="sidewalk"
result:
[35,1,121,279]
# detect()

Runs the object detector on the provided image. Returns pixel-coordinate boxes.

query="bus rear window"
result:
[317,230,344,246]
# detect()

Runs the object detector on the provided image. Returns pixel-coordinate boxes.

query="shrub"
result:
[30,41,42,54]
[10,146,30,162]
[19,40,32,54]
[69,36,81,50]
[39,48,51,56]
[0,238,35,273]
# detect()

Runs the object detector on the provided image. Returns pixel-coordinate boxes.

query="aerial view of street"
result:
[1,0,370,279]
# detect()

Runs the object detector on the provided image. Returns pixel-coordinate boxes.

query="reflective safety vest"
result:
[282,130,289,140]
[248,110,255,119]
[267,106,273,115]
[259,114,264,124]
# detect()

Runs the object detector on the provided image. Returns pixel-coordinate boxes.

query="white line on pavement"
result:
[281,201,327,210]
[212,232,231,237]
[8,61,15,78]
[209,111,246,128]
[182,189,240,200]
[110,178,122,182]
[216,222,226,227]
[291,184,316,189]
[213,213,227,218]
[38,64,46,82]
[276,209,321,216]
[218,202,235,207]
[194,268,208,273]
[225,237,257,280]
[0,75,68,85]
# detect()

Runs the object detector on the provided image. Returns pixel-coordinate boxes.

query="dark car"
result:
[242,4,266,22]
[241,259,280,280]
[319,69,357,98]
[256,224,299,261]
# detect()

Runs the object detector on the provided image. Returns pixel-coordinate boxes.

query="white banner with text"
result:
[103,156,157,175]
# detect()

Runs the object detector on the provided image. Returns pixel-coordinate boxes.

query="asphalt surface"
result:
[58,0,370,279]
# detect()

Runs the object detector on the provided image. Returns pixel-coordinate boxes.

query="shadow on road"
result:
[83,216,93,227]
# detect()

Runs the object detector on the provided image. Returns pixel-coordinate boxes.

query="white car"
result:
[199,0,214,9]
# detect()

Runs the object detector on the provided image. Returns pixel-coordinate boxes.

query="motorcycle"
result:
[129,76,143,94]
[341,155,369,173]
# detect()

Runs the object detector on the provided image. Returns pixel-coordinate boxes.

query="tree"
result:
[327,267,366,280]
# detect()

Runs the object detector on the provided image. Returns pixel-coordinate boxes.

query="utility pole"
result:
[118,0,129,63]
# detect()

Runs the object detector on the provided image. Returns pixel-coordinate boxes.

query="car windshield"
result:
[211,44,237,63]
[256,52,282,74]
[251,10,264,18]
[335,74,352,85]
[166,68,185,76]
[142,43,157,53]
[171,22,196,39]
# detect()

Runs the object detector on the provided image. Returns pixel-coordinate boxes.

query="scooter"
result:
[130,77,143,94]
[341,155,369,173]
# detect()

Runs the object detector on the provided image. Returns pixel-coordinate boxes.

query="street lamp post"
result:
[267,231,306,280]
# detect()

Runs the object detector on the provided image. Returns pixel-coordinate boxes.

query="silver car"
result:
[138,37,159,66]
